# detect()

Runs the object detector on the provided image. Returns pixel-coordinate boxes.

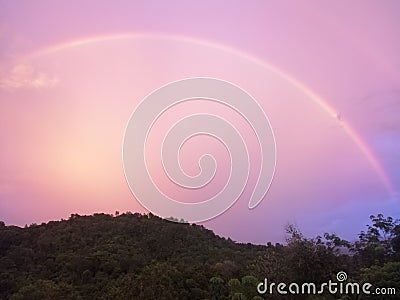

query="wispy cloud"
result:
[0,63,58,90]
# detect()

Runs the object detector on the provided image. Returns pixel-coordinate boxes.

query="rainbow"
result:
[28,33,395,195]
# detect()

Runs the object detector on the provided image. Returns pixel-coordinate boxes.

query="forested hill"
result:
[0,213,265,299]
[0,212,399,299]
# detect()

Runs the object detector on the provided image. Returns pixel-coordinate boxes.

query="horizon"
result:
[2,211,396,247]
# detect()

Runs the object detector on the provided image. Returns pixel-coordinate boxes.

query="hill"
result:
[0,212,399,299]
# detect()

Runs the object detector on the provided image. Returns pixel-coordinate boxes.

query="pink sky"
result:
[0,1,399,243]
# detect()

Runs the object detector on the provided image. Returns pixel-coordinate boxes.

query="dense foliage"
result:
[0,213,399,299]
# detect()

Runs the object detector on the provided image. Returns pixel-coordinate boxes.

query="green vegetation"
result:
[0,213,399,299]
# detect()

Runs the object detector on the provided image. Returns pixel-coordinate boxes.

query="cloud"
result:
[0,63,58,90]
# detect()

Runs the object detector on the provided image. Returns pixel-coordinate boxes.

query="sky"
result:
[0,0,399,243]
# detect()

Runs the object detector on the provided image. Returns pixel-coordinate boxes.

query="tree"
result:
[359,262,400,300]
[137,262,184,300]
[284,224,339,284]
[240,276,258,299]
[231,292,246,300]
[10,280,78,300]
[226,276,258,299]
[209,276,226,300]
[353,214,400,266]
[391,224,400,254]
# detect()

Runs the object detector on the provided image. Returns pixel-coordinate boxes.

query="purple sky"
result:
[0,0,399,243]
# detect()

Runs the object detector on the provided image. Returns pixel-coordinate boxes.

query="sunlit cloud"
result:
[0,63,58,90]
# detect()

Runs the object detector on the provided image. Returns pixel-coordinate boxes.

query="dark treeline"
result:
[0,212,399,299]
